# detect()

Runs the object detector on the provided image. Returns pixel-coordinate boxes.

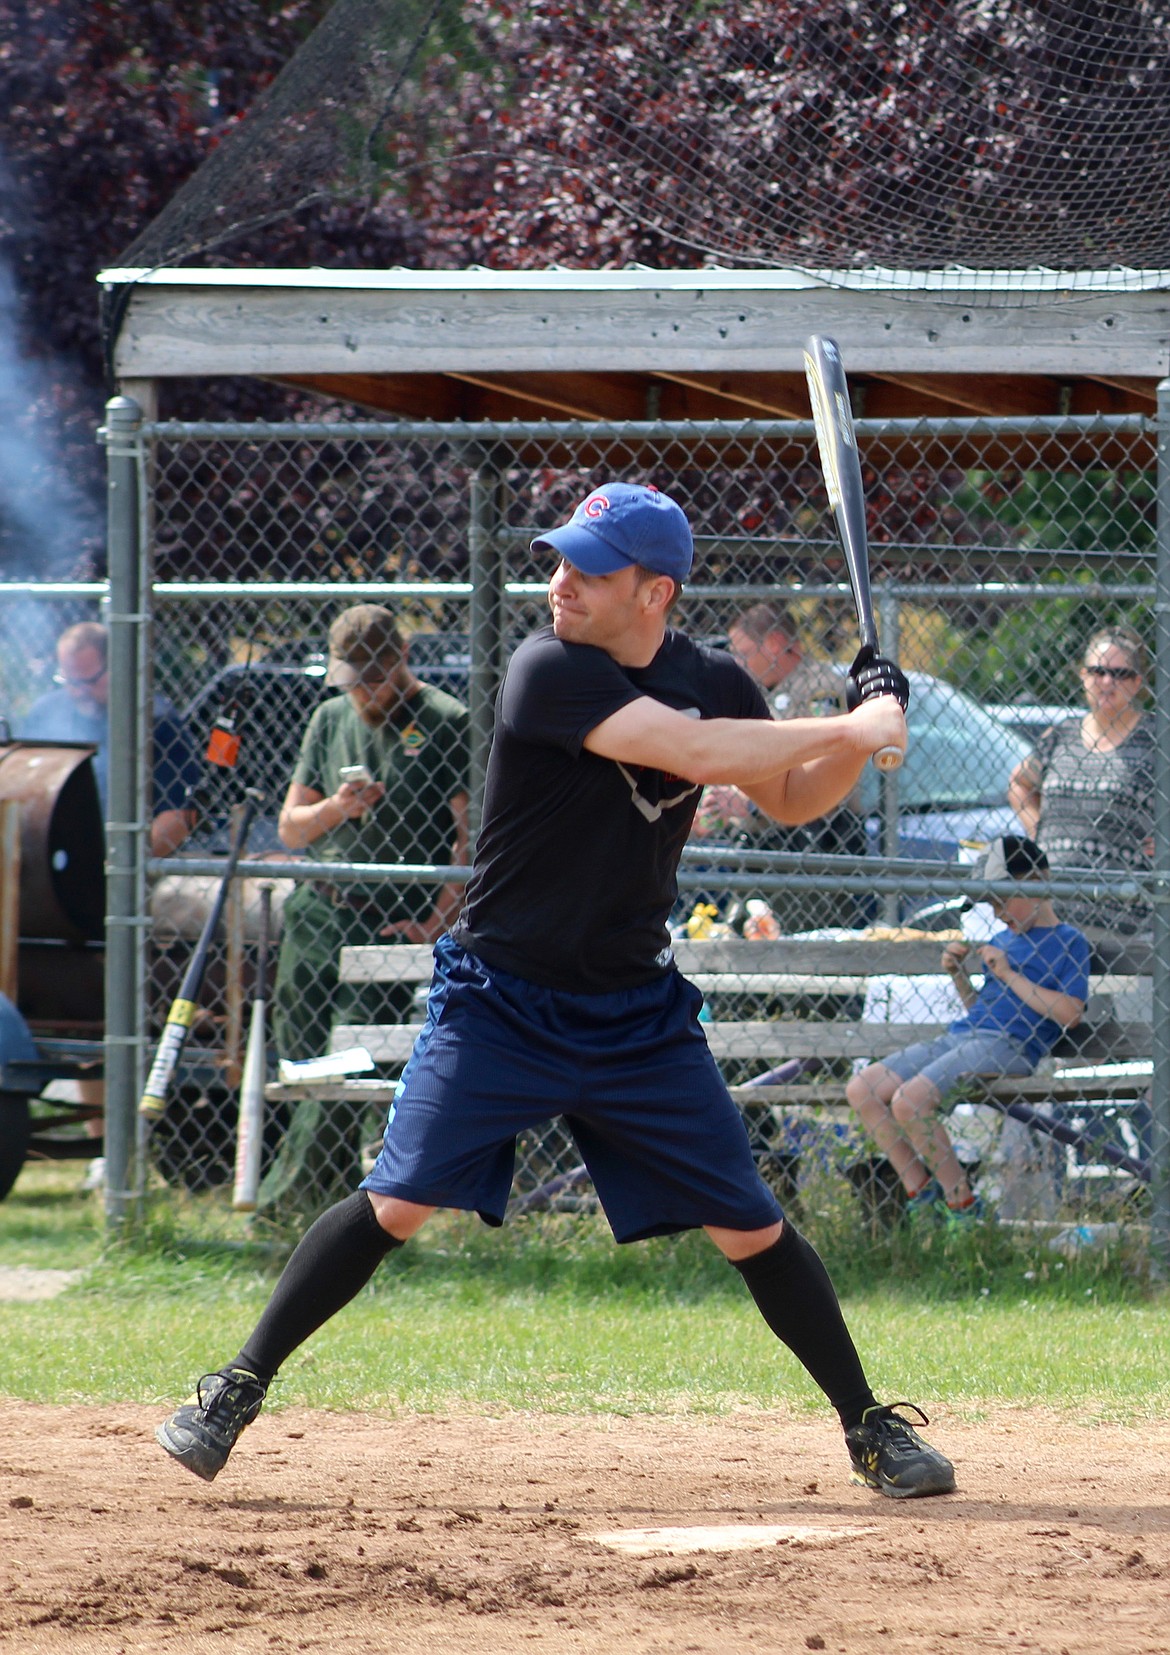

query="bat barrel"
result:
[233,880,274,1211]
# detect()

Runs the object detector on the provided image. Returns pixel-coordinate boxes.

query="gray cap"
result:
[325,604,404,688]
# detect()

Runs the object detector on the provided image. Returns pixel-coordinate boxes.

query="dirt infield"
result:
[1,1402,1167,1654]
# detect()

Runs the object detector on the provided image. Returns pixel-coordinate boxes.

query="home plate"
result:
[591,1523,879,1556]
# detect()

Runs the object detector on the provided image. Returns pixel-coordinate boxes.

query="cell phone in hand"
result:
[339,764,374,788]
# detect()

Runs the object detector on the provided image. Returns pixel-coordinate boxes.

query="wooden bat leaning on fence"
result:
[232,880,274,1211]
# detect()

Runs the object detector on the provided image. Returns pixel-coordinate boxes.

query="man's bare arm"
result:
[1007,754,1042,838]
[278,777,384,849]
[149,807,197,857]
[582,695,905,825]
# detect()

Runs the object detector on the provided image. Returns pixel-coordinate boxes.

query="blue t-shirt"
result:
[952,922,1091,1065]
[18,690,200,817]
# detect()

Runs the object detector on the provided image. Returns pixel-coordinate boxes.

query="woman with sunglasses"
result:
[1007,625,1153,940]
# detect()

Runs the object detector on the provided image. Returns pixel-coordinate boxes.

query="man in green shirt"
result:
[262,604,470,1217]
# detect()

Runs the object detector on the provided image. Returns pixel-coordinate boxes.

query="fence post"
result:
[877,587,902,923]
[1150,380,1170,1279]
[467,450,503,842]
[103,395,146,1227]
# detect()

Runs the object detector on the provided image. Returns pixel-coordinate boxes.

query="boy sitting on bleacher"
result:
[845,835,1090,1224]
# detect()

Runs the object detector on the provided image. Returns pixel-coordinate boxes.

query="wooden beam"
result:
[279,370,657,422]
[110,279,1170,380]
[870,373,1060,417]
[442,371,650,422]
[441,372,599,420]
[119,377,159,421]
[274,373,466,419]
[1081,374,1158,405]
[650,372,809,419]
[272,366,1158,433]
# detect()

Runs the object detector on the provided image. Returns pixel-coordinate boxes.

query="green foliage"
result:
[0,1164,106,1271]
[906,467,1157,702]
[960,469,1156,558]
[952,584,1155,707]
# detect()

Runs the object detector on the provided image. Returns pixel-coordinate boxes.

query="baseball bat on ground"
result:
[139,790,262,1121]
[802,333,903,772]
[232,881,273,1211]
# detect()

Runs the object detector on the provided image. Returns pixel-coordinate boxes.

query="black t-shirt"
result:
[454,626,769,991]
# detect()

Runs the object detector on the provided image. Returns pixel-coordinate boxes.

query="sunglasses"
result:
[1082,664,1138,682]
[53,667,107,687]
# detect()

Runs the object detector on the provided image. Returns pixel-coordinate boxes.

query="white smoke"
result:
[0,148,106,727]
[0,252,104,577]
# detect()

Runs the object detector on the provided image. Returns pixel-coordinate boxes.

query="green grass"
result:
[0,1163,1166,1423]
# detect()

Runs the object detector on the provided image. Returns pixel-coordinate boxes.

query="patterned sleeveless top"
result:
[1032,716,1154,934]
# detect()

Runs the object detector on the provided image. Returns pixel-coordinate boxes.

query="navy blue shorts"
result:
[360,935,782,1243]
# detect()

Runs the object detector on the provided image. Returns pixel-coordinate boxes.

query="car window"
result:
[858,676,1031,814]
[985,703,1083,746]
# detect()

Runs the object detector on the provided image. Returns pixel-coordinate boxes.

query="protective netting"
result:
[4,411,1156,1249]
[116,0,1170,300]
[115,0,437,272]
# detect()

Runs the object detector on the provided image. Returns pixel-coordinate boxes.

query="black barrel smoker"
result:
[0,741,105,1196]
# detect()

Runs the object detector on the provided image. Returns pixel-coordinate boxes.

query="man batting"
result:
[156,481,955,1501]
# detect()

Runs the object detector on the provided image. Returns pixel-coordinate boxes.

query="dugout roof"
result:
[99,264,1170,428]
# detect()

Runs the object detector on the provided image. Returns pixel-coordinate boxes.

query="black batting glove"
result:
[845,645,910,712]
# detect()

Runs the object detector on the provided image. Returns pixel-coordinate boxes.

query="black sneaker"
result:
[845,1403,956,1499]
[155,1367,267,1482]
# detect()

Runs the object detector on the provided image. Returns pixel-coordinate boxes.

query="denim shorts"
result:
[361,935,782,1243]
[881,1030,1034,1096]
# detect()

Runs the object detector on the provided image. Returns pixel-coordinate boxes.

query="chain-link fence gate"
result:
[5,400,1167,1261]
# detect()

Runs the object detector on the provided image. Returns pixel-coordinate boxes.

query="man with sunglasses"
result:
[19,620,201,1191]
[19,620,199,857]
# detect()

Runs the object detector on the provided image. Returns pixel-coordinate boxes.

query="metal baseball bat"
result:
[803,334,903,772]
[139,789,263,1120]
[232,880,273,1210]
[981,1093,1150,1183]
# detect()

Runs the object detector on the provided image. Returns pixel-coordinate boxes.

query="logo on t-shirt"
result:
[399,724,427,753]
[614,702,701,821]
[616,762,699,823]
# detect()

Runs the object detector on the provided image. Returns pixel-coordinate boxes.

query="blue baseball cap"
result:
[531,482,694,581]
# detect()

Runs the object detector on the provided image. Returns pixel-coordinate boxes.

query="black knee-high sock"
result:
[232,1191,402,1384]
[732,1224,876,1431]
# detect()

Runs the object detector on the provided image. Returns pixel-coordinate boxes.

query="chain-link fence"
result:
[4,406,1166,1257]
